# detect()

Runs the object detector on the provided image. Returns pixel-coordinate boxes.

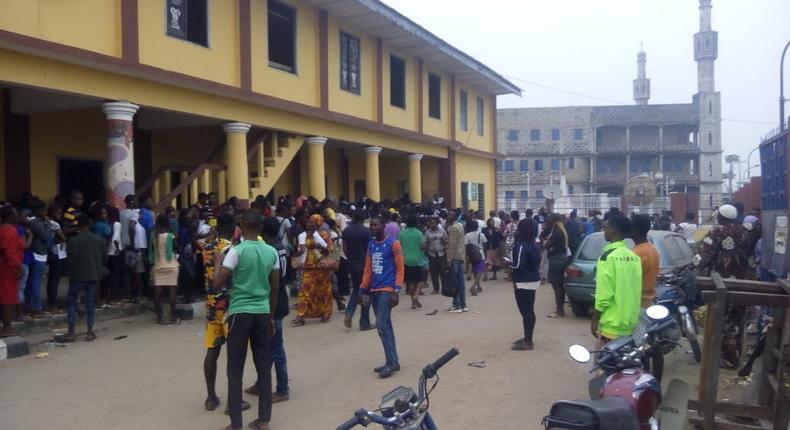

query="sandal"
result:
[247,420,269,430]
[290,318,305,327]
[546,312,565,319]
[85,332,97,342]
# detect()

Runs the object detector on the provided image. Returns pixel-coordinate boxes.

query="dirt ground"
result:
[0,279,705,430]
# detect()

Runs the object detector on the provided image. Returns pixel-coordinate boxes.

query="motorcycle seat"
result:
[544,396,640,430]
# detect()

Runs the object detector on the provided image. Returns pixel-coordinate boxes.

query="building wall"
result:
[346,152,366,201]
[324,146,342,198]
[380,156,409,200]
[422,157,440,202]
[0,0,121,57]
[456,154,494,211]
[28,109,106,200]
[327,16,376,121]
[381,46,419,132]
[422,68,450,140]
[251,0,320,107]
[456,83,494,152]
[150,126,222,172]
[139,0,240,87]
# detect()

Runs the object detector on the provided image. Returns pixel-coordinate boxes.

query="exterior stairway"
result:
[248,132,303,199]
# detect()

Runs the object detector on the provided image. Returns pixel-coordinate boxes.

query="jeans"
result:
[17,264,29,304]
[271,318,289,394]
[46,255,63,307]
[226,313,273,429]
[67,281,97,329]
[514,288,536,343]
[450,259,466,309]
[25,260,46,311]
[371,291,399,366]
[345,263,371,328]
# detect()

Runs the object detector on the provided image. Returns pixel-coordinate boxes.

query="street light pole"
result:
[746,144,760,179]
[781,40,790,131]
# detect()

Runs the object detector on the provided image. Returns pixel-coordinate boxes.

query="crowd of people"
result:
[0,186,768,429]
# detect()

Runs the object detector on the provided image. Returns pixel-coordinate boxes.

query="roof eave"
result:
[354,0,522,96]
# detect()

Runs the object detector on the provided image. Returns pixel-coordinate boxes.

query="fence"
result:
[496,194,621,216]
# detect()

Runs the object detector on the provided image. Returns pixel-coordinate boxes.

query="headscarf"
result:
[309,214,324,227]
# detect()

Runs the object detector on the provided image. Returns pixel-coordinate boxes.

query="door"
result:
[354,180,365,202]
[58,158,104,206]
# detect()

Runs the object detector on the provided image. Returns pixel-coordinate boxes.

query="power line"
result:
[501,73,777,127]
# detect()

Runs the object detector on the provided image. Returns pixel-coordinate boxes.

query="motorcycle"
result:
[543,305,690,430]
[336,348,459,430]
[655,263,701,362]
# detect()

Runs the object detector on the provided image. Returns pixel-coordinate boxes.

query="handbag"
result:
[290,255,304,269]
[315,254,340,271]
[440,268,458,297]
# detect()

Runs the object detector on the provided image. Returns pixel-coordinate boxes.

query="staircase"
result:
[247,131,304,199]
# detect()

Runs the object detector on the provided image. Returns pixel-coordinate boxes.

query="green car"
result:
[565,230,696,317]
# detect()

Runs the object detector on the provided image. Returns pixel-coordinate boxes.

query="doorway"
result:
[58,158,104,206]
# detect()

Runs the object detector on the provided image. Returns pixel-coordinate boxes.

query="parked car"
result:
[565,230,696,317]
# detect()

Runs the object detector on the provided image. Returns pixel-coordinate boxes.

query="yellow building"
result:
[0,0,519,212]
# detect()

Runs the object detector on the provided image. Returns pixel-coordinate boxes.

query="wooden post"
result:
[179,171,188,208]
[702,272,728,430]
[163,170,175,209]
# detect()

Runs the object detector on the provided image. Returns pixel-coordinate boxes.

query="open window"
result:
[268,0,297,73]
[166,0,208,47]
[459,90,468,130]
[390,55,406,108]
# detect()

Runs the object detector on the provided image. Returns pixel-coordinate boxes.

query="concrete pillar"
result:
[590,157,595,183]
[101,101,139,209]
[306,136,327,199]
[626,155,631,181]
[658,125,664,150]
[163,170,175,208]
[179,171,188,208]
[189,178,198,205]
[365,146,382,201]
[153,177,161,203]
[659,154,664,172]
[200,168,211,194]
[221,122,252,201]
[408,153,423,203]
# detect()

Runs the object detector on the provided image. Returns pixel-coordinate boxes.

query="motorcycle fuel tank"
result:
[601,368,662,425]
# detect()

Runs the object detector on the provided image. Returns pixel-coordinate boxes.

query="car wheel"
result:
[570,300,590,317]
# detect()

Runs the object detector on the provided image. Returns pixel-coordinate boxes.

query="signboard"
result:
[166,0,187,39]
[775,216,787,255]
[469,183,478,201]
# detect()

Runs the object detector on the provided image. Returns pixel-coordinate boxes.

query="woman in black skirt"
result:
[544,213,569,318]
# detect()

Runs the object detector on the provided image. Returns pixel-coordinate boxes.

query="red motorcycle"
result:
[543,306,689,430]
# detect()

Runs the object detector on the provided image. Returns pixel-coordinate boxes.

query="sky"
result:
[382,0,790,181]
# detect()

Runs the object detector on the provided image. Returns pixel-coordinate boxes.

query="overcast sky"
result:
[383,0,790,180]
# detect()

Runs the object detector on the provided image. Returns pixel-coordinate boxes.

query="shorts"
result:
[405,266,423,284]
[205,312,228,349]
[473,260,486,275]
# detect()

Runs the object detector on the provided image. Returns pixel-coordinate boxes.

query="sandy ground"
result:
[0,279,703,430]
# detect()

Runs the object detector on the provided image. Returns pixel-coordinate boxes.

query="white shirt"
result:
[464,231,487,256]
[677,222,698,244]
[336,213,349,231]
[108,221,122,256]
[476,220,486,231]
[197,220,212,236]
[492,217,502,229]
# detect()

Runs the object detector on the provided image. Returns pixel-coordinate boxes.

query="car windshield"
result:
[577,233,678,267]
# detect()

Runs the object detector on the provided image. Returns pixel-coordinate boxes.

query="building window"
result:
[390,55,406,108]
[504,160,514,172]
[166,0,208,47]
[551,129,560,141]
[505,191,515,200]
[568,158,575,169]
[476,97,484,136]
[568,185,575,194]
[495,160,502,171]
[574,128,583,140]
[520,190,529,200]
[339,32,361,94]
[708,161,713,177]
[535,160,544,171]
[551,159,560,171]
[459,90,468,130]
[536,190,544,199]
[530,129,540,142]
[708,132,712,147]
[520,160,529,171]
[428,73,441,119]
[268,0,297,73]
[508,130,519,141]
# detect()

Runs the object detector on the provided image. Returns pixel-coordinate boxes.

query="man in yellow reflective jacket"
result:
[591,215,643,341]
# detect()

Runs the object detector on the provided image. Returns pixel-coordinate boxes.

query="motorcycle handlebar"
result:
[335,417,359,430]
[422,348,459,378]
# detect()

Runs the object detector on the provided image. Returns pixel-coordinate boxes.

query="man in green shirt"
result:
[213,211,279,430]
[591,215,642,342]
[398,215,427,309]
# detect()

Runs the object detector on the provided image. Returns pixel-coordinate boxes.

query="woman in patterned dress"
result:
[502,211,520,281]
[292,214,334,326]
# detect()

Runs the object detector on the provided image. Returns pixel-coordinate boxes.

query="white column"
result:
[101,101,139,209]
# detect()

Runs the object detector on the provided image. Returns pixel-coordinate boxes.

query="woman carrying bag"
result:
[544,213,570,318]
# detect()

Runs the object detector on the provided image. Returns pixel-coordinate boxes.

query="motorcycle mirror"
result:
[568,344,591,364]
[646,305,670,320]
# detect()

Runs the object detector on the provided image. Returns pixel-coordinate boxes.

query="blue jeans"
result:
[17,264,29,304]
[371,291,399,366]
[272,318,289,394]
[450,259,466,309]
[68,281,97,329]
[345,264,371,328]
[25,260,46,311]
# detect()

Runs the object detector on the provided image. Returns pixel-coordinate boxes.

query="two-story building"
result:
[0,0,519,212]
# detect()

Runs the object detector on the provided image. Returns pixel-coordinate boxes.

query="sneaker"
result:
[445,306,458,312]
[462,308,469,312]
[448,308,463,313]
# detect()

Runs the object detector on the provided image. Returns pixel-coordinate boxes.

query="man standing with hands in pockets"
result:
[361,217,405,379]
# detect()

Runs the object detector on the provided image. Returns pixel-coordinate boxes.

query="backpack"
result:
[466,232,483,264]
